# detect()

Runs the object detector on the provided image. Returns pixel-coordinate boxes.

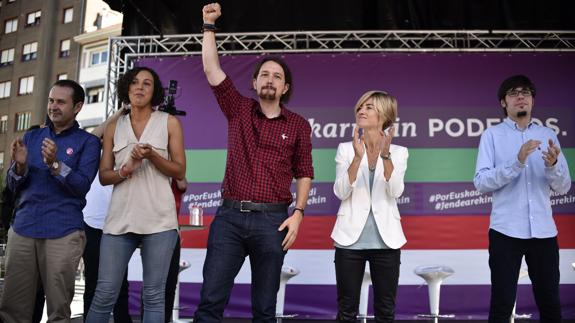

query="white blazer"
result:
[331,142,408,249]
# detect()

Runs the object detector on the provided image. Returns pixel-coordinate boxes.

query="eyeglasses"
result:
[506,89,533,97]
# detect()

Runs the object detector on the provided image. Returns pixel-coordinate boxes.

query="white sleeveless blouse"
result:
[104,111,178,234]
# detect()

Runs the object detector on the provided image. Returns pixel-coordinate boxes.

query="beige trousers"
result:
[0,228,85,323]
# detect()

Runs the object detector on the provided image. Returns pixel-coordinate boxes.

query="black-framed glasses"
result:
[506,89,533,97]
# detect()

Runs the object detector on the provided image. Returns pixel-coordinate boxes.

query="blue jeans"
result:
[83,222,132,322]
[194,205,288,323]
[86,229,178,323]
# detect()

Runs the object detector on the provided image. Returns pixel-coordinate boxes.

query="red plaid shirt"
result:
[212,77,314,203]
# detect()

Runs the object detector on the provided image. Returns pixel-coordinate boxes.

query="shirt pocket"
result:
[147,136,167,150]
[112,138,133,166]
[147,136,168,158]
[493,132,516,165]
[265,126,297,164]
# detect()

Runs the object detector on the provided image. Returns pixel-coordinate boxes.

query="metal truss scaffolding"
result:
[105,30,575,116]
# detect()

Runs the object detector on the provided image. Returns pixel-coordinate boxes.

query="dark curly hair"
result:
[252,56,293,103]
[117,66,165,107]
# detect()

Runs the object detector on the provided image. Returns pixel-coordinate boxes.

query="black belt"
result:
[222,199,289,213]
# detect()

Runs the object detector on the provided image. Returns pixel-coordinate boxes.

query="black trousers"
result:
[334,247,401,323]
[488,229,562,323]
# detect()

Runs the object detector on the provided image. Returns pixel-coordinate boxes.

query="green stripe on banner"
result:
[186,148,575,183]
[405,148,477,182]
[310,148,477,182]
[565,148,575,178]
[186,150,227,182]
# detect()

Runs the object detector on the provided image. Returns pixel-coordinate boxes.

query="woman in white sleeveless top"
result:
[331,91,408,323]
[87,67,186,323]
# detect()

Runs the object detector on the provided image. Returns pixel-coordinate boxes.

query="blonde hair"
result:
[354,90,397,130]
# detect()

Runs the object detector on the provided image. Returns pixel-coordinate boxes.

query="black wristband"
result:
[202,23,217,32]
[292,207,305,216]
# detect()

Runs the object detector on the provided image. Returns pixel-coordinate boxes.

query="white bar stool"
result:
[510,268,532,322]
[358,268,374,323]
[414,265,455,318]
[276,265,300,323]
[172,260,192,323]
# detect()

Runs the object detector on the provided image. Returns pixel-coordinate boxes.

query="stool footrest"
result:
[417,314,456,318]
[276,314,298,318]
[173,306,191,310]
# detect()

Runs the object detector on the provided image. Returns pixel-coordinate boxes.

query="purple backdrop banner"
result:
[129,53,575,319]
[140,53,575,149]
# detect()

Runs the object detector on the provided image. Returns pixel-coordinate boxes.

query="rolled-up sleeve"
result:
[211,76,254,121]
[293,119,314,179]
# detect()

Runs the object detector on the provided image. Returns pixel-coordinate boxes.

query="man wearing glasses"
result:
[474,75,571,323]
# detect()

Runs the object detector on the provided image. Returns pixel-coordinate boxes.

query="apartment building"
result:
[0,0,84,172]
[74,0,122,131]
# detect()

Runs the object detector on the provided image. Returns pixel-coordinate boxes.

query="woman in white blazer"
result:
[331,90,408,323]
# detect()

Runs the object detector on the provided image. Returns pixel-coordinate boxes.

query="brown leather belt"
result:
[222,199,289,213]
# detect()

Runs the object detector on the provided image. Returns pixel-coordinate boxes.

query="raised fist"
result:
[203,3,221,24]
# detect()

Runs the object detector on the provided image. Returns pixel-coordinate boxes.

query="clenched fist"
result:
[203,3,221,24]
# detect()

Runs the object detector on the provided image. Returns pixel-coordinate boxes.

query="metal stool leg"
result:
[511,268,531,322]
[357,269,373,323]
[276,266,300,323]
[173,260,192,323]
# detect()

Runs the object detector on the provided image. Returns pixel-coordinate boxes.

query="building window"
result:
[0,48,14,66]
[60,39,70,57]
[57,73,68,80]
[90,50,108,66]
[22,42,38,61]
[15,111,32,132]
[86,86,105,104]
[0,115,7,134]
[18,76,34,95]
[26,10,41,27]
[0,81,10,99]
[63,7,73,24]
[4,18,18,34]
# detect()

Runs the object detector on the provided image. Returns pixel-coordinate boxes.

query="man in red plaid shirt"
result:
[194,3,314,323]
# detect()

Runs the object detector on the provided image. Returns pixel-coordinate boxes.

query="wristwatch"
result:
[50,160,60,171]
[381,152,391,160]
